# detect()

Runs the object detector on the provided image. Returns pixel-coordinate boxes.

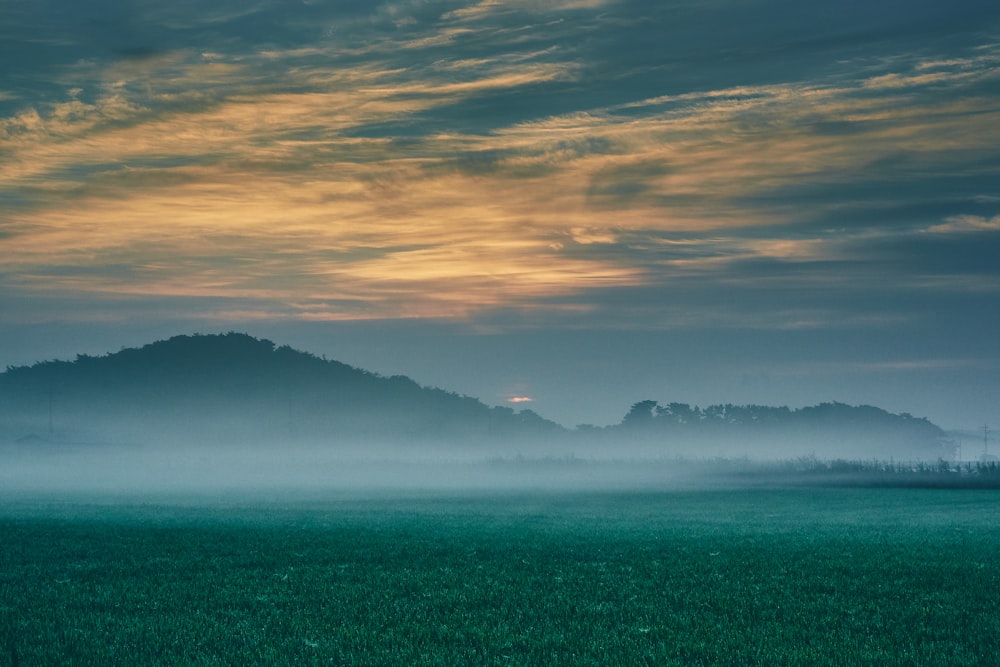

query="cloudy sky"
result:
[2,0,998,430]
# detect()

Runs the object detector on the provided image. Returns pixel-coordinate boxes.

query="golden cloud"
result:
[3,33,999,323]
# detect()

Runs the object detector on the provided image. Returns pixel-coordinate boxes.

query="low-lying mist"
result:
[2,435,993,504]
[0,438,712,500]
[1,334,959,503]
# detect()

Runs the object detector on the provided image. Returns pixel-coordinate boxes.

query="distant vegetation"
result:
[0,333,951,460]
[715,456,1000,489]
[579,398,950,460]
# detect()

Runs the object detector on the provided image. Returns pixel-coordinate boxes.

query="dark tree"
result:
[622,400,658,427]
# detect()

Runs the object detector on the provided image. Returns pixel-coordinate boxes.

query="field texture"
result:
[1,488,999,665]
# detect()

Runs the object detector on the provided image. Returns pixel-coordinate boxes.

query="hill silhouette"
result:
[0,333,950,460]
[0,333,561,447]
[582,399,949,460]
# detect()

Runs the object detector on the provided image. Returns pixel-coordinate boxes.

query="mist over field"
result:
[0,439,686,499]
[0,333,981,500]
[0,432,982,503]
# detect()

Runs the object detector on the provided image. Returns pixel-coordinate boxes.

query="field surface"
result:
[2,487,999,665]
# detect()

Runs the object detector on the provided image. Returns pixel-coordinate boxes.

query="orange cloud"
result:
[3,31,999,327]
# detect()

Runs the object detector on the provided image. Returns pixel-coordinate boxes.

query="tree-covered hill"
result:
[0,333,561,446]
[584,399,951,461]
[0,333,952,461]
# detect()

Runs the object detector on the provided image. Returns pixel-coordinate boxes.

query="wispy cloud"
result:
[926,214,1000,234]
[1,1,999,329]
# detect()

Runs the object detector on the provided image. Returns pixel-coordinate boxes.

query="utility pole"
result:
[985,425,991,458]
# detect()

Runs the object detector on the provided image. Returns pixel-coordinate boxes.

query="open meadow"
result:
[2,486,999,665]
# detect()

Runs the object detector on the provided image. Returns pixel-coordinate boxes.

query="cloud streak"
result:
[1,0,999,332]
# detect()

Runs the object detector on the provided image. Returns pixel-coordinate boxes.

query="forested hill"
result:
[0,333,950,460]
[584,399,950,461]
[0,333,561,446]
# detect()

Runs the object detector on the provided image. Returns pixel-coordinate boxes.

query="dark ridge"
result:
[0,332,562,447]
[577,399,951,461]
[0,333,951,461]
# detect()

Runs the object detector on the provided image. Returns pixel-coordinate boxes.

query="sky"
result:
[1,0,998,431]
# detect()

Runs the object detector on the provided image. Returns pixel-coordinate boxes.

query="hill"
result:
[580,399,950,461]
[0,333,951,461]
[0,333,561,448]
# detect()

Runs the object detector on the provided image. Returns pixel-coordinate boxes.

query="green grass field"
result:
[2,488,999,665]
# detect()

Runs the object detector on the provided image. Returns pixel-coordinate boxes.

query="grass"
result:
[1,488,999,665]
